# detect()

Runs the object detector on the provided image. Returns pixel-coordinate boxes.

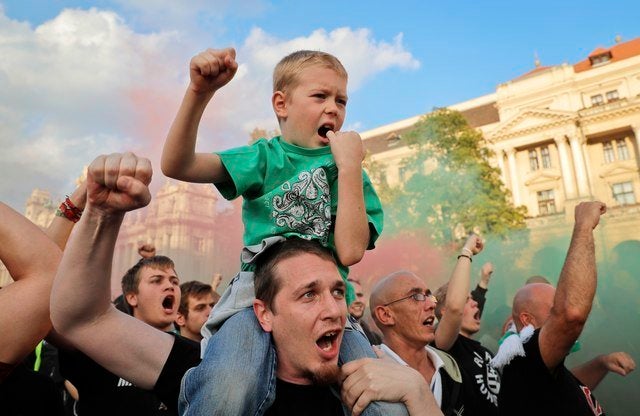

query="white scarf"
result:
[490,324,534,371]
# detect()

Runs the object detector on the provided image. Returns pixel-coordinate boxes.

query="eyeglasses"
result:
[383,290,437,307]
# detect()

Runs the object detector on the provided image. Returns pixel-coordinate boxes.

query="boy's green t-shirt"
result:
[215,136,384,299]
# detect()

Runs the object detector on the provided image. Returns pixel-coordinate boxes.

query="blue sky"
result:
[1,0,639,211]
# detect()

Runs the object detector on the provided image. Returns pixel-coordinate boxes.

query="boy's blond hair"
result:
[273,50,348,93]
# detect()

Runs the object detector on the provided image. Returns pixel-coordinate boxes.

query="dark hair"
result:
[254,238,335,312]
[121,256,175,308]
[179,280,214,317]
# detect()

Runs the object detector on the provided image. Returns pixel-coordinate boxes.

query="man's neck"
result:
[384,335,436,383]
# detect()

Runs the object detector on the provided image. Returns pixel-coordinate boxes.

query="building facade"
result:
[363,37,640,259]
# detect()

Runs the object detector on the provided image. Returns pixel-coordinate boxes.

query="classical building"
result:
[363,36,640,260]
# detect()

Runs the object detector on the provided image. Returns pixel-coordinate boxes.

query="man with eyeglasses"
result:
[370,277,463,414]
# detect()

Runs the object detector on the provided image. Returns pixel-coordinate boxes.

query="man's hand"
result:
[137,243,156,259]
[189,48,238,95]
[327,131,365,171]
[211,273,223,291]
[87,152,152,215]
[479,262,493,288]
[601,352,636,376]
[574,201,606,230]
[462,234,484,256]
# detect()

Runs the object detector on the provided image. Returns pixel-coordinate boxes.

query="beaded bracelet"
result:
[56,196,83,223]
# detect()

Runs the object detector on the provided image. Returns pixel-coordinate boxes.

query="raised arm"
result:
[50,152,175,389]
[435,235,483,350]
[45,180,87,250]
[539,201,606,370]
[571,351,635,391]
[471,262,493,318]
[0,203,61,376]
[329,130,369,266]
[161,48,237,183]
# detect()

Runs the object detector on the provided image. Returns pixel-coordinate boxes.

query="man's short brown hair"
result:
[254,238,336,313]
[273,50,347,94]
[121,256,176,307]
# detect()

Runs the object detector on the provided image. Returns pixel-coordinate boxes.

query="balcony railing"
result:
[579,98,628,117]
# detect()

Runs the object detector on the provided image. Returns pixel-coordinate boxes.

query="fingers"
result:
[116,176,151,207]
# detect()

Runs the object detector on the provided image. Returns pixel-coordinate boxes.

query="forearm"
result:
[471,285,487,317]
[435,255,471,350]
[571,355,608,391]
[404,382,443,416]
[50,207,124,333]
[45,185,87,250]
[161,88,214,180]
[334,167,369,266]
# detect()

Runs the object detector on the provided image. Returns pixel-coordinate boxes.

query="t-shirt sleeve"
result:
[471,285,487,318]
[215,141,268,200]
[362,170,384,249]
[154,335,201,412]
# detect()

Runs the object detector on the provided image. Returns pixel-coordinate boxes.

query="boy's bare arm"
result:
[328,130,369,266]
[45,180,87,250]
[161,48,238,183]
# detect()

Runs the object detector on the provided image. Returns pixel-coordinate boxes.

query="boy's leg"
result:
[338,317,409,416]
[179,307,277,416]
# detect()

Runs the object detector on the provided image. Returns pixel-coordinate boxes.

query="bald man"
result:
[494,202,635,415]
[370,271,463,415]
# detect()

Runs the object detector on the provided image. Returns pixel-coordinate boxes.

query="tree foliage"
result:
[371,108,527,246]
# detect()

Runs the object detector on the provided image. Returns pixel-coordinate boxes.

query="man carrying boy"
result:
[161,48,395,415]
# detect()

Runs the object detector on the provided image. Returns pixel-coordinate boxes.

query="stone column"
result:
[506,148,522,206]
[496,149,507,185]
[569,135,590,197]
[554,137,577,199]
[633,124,640,163]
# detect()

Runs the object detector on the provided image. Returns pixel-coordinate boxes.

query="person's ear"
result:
[175,312,186,328]
[519,312,534,327]
[125,293,138,308]
[254,299,274,332]
[272,91,288,118]
[374,305,394,327]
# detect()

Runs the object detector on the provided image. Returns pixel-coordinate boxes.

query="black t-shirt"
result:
[498,329,605,416]
[265,378,344,416]
[0,362,65,416]
[59,334,200,416]
[447,335,500,416]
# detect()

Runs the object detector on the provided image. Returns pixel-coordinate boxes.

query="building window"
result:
[616,139,630,161]
[540,146,552,169]
[590,52,611,66]
[603,141,615,163]
[537,189,556,215]
[529,149,539,171]
[612,182,636,205]
[606,90,619,102]
[591,94,604,106]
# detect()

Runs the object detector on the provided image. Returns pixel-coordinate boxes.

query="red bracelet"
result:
[57,197,83,223]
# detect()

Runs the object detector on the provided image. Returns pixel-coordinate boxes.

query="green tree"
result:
[378,108,527,246]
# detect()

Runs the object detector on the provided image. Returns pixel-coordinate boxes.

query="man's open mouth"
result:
[162,295,175,312]
[423,316,435,326]
[474,310,481,321]
[316,330,339,351]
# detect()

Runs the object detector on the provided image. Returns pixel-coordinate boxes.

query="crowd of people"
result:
[0,45,636,416]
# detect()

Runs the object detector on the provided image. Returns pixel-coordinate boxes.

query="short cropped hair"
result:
[254,238,336,313]
[273,50,348,94]
[121,256,176,296]
[179,281,215,317]
[434,282,448,320]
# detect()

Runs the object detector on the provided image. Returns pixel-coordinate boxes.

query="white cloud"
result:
[0,7,419,211]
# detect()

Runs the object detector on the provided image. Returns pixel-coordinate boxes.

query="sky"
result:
[1,0,640,211]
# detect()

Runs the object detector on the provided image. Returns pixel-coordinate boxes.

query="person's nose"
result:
[321,293,343,320]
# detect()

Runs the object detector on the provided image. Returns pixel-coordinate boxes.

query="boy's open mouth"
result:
[318,125,332,138]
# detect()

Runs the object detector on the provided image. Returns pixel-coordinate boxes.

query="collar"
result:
[379,343,446,374]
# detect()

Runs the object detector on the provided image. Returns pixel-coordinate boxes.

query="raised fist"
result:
[189,48,238,95]
[87,152,152,215]
[574,201,606,230]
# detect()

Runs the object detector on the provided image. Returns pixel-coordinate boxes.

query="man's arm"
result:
[329,130,369,266]
[539,201,606,370]
[571,352,636,391]
[161,48,237,183]
[341,357,443,416]
[435,235,483,351]
[45,180,87,250]
[50,152,175,390]
[0,203,61,370]
[471,262,493,318]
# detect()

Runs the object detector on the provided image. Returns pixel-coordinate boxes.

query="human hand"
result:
[68,179,88,211]
[211,273,223,291]
[601,352,636,376]
[574,201,606,230]
[480,262,493,287]
[189,48,238,95]
[327,130,365,171]
[138,243,156,259]
[462,234,484,256]
[87,152,152,215]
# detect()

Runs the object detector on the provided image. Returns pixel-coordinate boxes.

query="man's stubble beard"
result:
[304,362,341,386]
